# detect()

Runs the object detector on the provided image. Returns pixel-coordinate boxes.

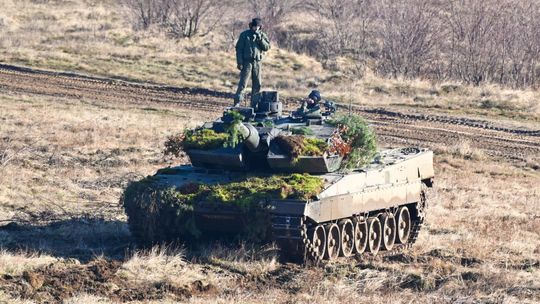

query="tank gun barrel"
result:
[236,123,261,152]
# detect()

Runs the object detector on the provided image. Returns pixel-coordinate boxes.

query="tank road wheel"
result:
[379,213,396,251]
[367,217,382,254]
[354,220,368,254]
[325,223,341,260]
[339,219,355,257]
[396,207,412,244]
[310,225,326,260]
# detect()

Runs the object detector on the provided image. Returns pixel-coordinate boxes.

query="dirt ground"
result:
[0,65,539,303]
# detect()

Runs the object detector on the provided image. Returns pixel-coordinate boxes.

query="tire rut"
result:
[0,63,538,165]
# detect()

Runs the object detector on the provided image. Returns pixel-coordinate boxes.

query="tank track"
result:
[271,187,429,264]
[271,211,423,264]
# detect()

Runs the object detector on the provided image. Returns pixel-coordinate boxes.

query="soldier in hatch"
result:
[294,90,323,119]
[234,18,271,107]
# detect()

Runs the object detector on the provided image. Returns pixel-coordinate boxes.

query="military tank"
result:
[122,91,434,262]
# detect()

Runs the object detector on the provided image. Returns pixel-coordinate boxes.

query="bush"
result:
[119,0,221,37]
[328,114,377,169]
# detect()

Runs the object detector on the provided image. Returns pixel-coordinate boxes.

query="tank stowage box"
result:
[122,91,434,262]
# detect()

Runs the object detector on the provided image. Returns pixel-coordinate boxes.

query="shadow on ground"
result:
[0,217,131,262]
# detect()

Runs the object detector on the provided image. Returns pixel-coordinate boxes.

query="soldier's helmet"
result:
[308,90,322,102]
[250,18,262,27]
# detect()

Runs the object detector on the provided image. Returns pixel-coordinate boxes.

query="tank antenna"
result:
[349,99,352,116]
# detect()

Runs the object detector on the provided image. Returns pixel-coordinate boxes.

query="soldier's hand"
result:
[237,64,243,71]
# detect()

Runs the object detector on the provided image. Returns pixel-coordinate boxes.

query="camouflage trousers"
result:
[234,60,262,107]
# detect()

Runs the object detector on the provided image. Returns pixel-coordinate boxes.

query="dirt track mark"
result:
[1,63,539,165]
[0,259,215,303]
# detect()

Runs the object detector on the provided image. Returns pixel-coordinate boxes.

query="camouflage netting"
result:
[121,173,324,246]
[163,110,244,157]
[274,135,328,160]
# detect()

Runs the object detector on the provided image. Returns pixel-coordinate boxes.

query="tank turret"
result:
[183,91,353,173]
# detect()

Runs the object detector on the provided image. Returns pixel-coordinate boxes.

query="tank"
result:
[122,91,435,262]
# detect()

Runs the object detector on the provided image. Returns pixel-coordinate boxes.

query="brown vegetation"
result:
[0,82,538,302]
[0,0,538,121]
[119,0,540,88]
[0,0,539,303]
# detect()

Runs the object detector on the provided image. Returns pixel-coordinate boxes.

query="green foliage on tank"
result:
[163,110,246,156]
[274,135,328,160]
[222,110,245,148]
[328,114,377,169]
[183,129,229,150]
[122,173,324,245]
[302,138,328,156]
[291,126,315,135]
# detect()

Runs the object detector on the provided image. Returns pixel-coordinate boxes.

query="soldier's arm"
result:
[258,32,271,51]
[299,100,307,112]
[235,33,244,65]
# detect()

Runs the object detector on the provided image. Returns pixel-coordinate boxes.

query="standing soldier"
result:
[234,18,271,107]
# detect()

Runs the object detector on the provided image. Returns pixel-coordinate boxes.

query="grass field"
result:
[0,91,538,303]
[1,0,539,123]
[0,0,539,303]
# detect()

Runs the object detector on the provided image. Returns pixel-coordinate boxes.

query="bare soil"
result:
[1,64,538,166]
[0,258,216,303]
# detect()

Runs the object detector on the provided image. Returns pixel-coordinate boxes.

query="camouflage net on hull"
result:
[122,174,324,246]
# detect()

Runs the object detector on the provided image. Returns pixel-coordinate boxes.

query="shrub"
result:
[328,114,377,169]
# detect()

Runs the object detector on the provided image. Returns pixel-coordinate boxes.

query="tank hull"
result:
[123,147,434,262]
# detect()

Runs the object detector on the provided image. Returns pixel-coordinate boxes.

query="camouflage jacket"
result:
[296,98,322,118]
[235,29,271,65]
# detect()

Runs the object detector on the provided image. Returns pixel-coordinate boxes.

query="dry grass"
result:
[0,88,538,303]
[0,250,57,276]
[0,1,539,302]
[0,0,538,122]
[118,246,210,287]
[201,243,280,277]
[437,139,486,161]
[0,93,208,224]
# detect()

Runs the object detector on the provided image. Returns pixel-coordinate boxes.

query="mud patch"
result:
[0,259,215,303]
[498,258,540,270]
[247,264,318,294]
[399,273,443,291]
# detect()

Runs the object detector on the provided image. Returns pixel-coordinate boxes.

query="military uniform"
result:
[234,24,271,106]
[294,90,323,119]
[297,98,322,118]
